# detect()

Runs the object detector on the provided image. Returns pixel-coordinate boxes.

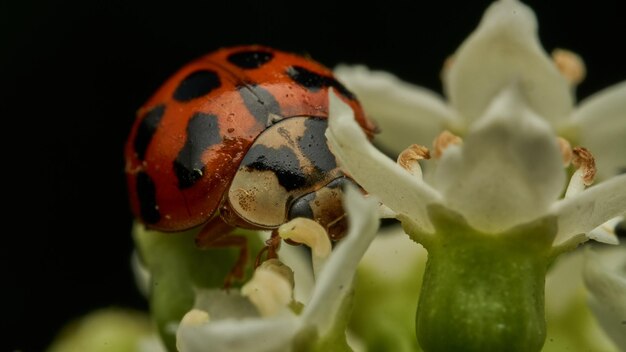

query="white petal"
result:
[334,64,460,154]
[583,245,626,350]
[587,217,622,245]
[570,81,626,180]
[276,244,315,304]
[434,84,566,233]
[177,317,298,352]
[326,90,441,234]
[192,289,260,320]
[551,174,626,245]
[301,186,380,335]
[241,267,294,317]
[446,0,573,125]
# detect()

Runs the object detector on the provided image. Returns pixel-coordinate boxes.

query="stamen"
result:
[572,147,596,186]
[433,130,462,159]
[557,137,573,167]
[278,218,332,276]
[552,49,586,86]
[564,147,597,198]
[397,144,430,178]
[180,309,210,326]
[241,259,294,317]
[258,258,295,289]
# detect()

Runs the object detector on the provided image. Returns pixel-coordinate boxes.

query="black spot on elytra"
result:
[286,65,355,99]
[243,144,307,191]
[238,84,282,125]
[298,118,337,172]
[173,113,222,189]
[134,104,165,160]
[173,70,221,102]
[136,171,160,224]
[227,50,274,69]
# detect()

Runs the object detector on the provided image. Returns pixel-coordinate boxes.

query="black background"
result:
[3,0,624,351]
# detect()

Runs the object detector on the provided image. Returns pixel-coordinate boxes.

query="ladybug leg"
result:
[265,229,282,260]
[254,230,283,268]
[195,218,247,289]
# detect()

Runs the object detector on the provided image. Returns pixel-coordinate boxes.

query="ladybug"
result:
[125,45,377,283]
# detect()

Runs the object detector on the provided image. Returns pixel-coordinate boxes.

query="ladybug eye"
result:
[288,194,315,220]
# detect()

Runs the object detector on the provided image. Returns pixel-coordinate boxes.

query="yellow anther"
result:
[564,146,597,198]
[397,144,430,177]
[433,130,463,159]
[552,48,586,86]
[278,218,332,260]
[180,309,210,327]
[572,147,596,186]
[241,259,294,317]
[279,218,332,276]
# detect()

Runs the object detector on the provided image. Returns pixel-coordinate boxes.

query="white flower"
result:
[583,242,626,350]
[326,74,626,350]
[334,0,626,181]
[327,3,625,350]
[175,186,380,352]
[326,83,626,249]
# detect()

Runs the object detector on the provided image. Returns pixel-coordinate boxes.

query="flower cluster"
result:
[327,0,625,349]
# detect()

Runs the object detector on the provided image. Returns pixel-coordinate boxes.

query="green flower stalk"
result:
[415,206,553,351]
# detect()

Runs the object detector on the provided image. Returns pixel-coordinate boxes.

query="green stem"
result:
[415,206,555,352]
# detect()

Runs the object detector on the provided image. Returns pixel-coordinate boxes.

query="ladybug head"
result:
[225,115,366,240]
